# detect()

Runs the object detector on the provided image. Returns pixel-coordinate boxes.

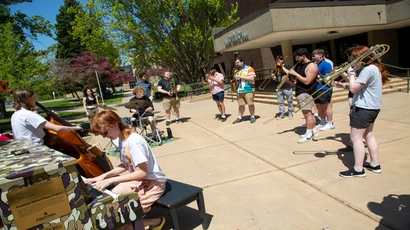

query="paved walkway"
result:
[91,91,409,230]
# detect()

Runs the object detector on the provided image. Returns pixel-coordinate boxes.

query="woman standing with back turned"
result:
[336,46,389,178]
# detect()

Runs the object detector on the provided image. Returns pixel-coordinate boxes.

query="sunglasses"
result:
[101,128,111,137]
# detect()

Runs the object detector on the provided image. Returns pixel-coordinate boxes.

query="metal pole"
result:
[95,70,105,105]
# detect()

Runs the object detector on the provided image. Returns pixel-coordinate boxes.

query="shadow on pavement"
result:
[368,194,410,230]
[146,206,213,230]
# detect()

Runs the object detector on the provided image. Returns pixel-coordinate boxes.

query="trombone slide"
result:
[294,44,390,113]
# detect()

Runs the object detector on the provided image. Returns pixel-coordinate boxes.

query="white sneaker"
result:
[319,123,335,131]
[300,131,318,138]
[298,135,313,143]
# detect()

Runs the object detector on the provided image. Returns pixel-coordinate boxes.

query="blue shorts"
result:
[212,91,224,101]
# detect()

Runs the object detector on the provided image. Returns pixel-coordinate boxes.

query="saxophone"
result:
[170,74,178,100]
[231,67,239,91]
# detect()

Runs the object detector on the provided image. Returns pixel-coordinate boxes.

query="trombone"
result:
[258,73,273,90]
[294,44,390,113]
[259,56,288,91]
[277,64,297,90]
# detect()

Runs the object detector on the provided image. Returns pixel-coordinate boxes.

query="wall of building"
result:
[368,29,399,67]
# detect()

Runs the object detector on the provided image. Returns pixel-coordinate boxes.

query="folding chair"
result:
[132,113,164,146]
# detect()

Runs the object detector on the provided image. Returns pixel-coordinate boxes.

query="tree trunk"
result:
[0,100,6,119]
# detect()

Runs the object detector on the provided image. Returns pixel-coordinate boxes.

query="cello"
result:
[36,102,113,178]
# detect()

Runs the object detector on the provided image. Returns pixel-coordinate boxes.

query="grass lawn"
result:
[39,92,124,111]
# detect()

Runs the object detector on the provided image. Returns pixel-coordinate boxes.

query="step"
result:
[226,77,408,106]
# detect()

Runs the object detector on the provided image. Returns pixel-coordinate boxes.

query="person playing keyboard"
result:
[84,110,166,230]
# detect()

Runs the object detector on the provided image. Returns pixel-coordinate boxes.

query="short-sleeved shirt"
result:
[316,60,333,91]
[119,133,166,182]
[208,72,225,95]
[235,64,255,93]
[129,96,154,116]
[352,64,382,110]
[11,108,47,144]
[136,81,153,98]
[157,78,179,99]
[272,64,292,90]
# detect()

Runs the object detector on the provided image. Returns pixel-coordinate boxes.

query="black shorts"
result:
[349,106,380,129]
[314,90,332,104]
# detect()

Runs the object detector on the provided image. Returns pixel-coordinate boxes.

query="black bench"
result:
[154,179,208,230]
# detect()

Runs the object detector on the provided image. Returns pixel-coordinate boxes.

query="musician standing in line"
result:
[232,57,257,124]
[311,49,335,131]
[283,48,318,143]
[11,89,82,144]
[136,72,154,101]
[271,55,294,120]
[157,71,182,126]
[333,45,388,178]
[204,65,227,121]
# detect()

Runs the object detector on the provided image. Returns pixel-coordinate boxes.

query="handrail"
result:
[384,63,410,93]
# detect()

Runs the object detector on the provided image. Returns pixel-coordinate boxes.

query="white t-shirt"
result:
[11,108,47,144]
[352,64,383,110]
[119,133,166,182]
[324,58,334,69]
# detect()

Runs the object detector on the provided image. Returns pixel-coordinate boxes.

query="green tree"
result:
[69,1,121,66]
[92,0,238,83]
[0,23,50,118]
[0,1,52,41]
[55,0,86,59]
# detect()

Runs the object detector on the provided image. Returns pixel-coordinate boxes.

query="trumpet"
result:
[294,44,390,113]
[277,64,297,90]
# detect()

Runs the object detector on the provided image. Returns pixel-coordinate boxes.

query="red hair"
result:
[351,46,389,85]
[90,110,132,138]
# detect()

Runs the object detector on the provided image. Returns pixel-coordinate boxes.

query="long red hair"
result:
[90,110,132,138]
[351,46,389,84]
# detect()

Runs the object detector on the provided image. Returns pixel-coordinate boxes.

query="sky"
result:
[9,0,87,51]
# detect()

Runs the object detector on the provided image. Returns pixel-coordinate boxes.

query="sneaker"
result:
[319,123,335,131]
[339,168,366,178]
[297,134,313,143]
[221,116,227,122]
[363,162,382,173]
[250,117,256,123]
[288,112,293,119]
[232,118,242,124]
[176,119,180,124]
[300,130,318,138]
[276,113,285,120]
[166,121,171,126]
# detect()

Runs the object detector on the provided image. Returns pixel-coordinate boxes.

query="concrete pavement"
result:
[92,91,410,230]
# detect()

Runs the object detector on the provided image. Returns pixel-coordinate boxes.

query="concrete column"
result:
[281,40,294,66]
